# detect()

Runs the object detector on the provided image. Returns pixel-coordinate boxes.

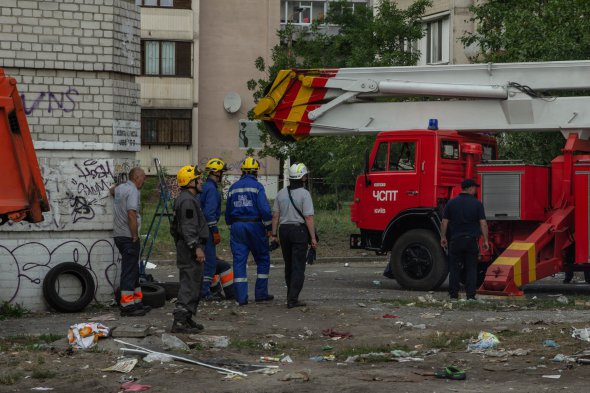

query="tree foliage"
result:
[248,0,431,190]
[462,0,590,164]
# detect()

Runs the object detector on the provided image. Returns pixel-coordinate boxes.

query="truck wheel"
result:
[390,229,447,291]
[43,262,95,313]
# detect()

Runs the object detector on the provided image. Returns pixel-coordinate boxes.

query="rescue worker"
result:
[225,157,274,306]
[271,163,317,309]
[112,167,149,317]
[170,165,209,333]
[199,158,234,300]
[440,179,489,300]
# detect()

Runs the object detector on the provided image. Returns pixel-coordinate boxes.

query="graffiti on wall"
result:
[2,158,137,231]
[0,239,119,306]
[20,87,79,116]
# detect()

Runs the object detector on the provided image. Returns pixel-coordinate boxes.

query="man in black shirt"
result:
[440,179,489,300]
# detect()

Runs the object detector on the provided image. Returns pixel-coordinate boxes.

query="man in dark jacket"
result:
[171,165,209,333]
[225,157,273,306]
[440,179,489,300]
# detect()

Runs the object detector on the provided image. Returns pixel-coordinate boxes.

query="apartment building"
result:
[135,0,281,196]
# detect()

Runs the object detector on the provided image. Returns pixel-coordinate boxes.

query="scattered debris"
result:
[395,321,426,330]
[187,335,230,348]
[262,341,277,350]
[309,355,335,362]
[280,355,293,363]
[372,280,381,286]
[542,375,561,379]
[280,371,310,382]
[31,388,54,391]
[120,381,152,392]
[543,339,559,348]
[67,322,110,349]
[552,354,576,363]
[321,345,333,351]
[357,303,366,308]
[101,358,138,373]
[382,314,398,319]
[556,295,569,304]
[143,352,174,363]
[485,349,529,357]
[161,333,189,351]
[467,332,499,352]
[322,328,353,339]
[259,356,281,363]
[572,327,590,342]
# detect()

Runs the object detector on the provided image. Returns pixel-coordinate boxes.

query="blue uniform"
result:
[225,174,272,305]
[199,178,222,298]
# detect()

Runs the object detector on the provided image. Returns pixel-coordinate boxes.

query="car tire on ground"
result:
[42,262,96,313]
[390,229,448,291]
[156,282,180,300]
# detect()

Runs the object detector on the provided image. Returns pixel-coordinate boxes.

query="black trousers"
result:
[174,240,203,320]
[449,236,479,298]
[279,224,309,306]
[114,236,141,308]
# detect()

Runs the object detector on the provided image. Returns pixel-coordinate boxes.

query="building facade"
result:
[135,0,281,196]
[0,0,141,310]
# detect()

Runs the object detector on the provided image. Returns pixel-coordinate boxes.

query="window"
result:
[482,144,496,161]
[371,142,388,172]
[441,140,459,160]
[136,0,191,9]
[141,109,192,146]
[425,16,449,64]
[141,41,191,77]
[390,142,416,171]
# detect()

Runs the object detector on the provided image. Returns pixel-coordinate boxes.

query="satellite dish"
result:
[223,92,242,113]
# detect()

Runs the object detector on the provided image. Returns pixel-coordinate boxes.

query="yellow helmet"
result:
[241,157,260,173]
[177,165,201,187]
[205,158,227,173]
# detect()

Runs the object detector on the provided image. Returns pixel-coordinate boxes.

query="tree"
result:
[248,0,431,192]
[462,0,590,164]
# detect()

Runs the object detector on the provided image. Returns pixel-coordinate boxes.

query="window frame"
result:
[141,109,193,146]
[371,141,389,172]
[141,40,192,77]
[136,0,191,9]
[440,140,460,160]
[389,141,417,172]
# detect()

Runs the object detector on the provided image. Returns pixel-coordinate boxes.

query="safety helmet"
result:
[177,165,201,187]
[289,163,308,180]
[205,158,227,173]
[241,157,260,174]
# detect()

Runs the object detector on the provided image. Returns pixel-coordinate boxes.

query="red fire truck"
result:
[253,61,590,296]
[0,68,49,225]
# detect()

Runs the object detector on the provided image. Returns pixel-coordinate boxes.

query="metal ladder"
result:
[139,158,174,281]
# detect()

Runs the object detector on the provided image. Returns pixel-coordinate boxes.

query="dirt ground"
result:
[2,259,590,393]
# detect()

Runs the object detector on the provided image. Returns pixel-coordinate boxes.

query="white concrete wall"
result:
[0,0,140,311]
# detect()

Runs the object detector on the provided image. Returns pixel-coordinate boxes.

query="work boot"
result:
[136,303,152,313]
[255,294,274,303]
[186,318,205,331]
[120,306,146,317]
[171,319,203,334]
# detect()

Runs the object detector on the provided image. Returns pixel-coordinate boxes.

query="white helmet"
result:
[289,163,308,180]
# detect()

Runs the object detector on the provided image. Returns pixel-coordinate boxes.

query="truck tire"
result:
[43,262,95,313]
[390,229,448,291]
[156,282,180,300]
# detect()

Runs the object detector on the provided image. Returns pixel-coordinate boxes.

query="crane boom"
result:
[253,60,590,140]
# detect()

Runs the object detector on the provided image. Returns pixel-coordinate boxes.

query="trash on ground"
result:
[250,367,282,375]
[280,355,293,363]
[485,349,529,357]
[101,358,138,373]
[417,294,438,304]
[556,295,569,304]
[345,350,423,363]
[31,388,54,391]
[467,332,499,352]
[421,312,440,319]
[576,358,590,365]
[572,327,590,342]
[382,314,398,319]
[321,345,333,351]
[145,262,157,270]
[280,371,310,382]
[188,334,230,348]
[262,341,277,350]
[552,354,576,363]
[357,303,366,308]
[434,365,466,380]
[395,321,426,330]
[309,355,335,362]
[542,375,561,379]
[143,352,174,363]
[266,333,285,339]
[120,381,152,392]
[322,328,353,339]
[543,339,559,348]
[259,356,281,363]
[67,322,110,349]
[372,280,381,286]
[222,374,243,381]
[161,333,189,351]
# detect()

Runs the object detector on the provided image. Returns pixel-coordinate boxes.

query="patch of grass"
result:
[336,343,412,362]
[31,368,56,380]
[229,339,260,350]
[0,301,28,320]
[427,331,476,351]
[0,372,23,385]
[0,334,63,352]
